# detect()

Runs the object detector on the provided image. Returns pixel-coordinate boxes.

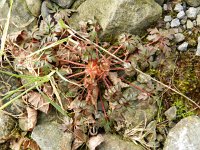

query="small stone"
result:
[196,36,200,56]
[170,18,180,27]
[174,3,183,12]
[165,22,170,29]
[186,7,198,19]
[197,14,200,26]
[164,106,177,121]
[186,20,194,29]
[193,20,197,26]
[180,16,187,24]
[178,42,188,51]
[163,4,168,11]
[164,15,172,22]
[183,25,186,29]
[177,10,185,19]
[174,33,185,43]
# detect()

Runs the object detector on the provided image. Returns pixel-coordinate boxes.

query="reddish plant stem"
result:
[67,71,85,79]
[58,59,86,67]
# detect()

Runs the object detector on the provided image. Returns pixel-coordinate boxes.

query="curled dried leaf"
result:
[24,91,50,113]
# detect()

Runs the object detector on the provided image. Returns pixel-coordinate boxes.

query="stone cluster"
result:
[163,2,200,55]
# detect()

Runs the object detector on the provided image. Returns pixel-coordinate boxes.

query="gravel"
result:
[186,7,198,19]
[180,16,188,24]
[186,19,194,29]
[174,33,185,43]
[171,18,180,27]
[177,11,185,19]
[196,14,200,26]
[178,42,188,51]
[174,3,184,12]
[164,15,172,22]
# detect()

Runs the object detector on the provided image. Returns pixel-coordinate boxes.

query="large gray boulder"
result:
[69,0,162,41]
[164,116,200,150]
[31,122,74,150]
[185,0,200,7]
[0,0,37,33]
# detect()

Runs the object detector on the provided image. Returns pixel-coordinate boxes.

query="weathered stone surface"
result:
[0,112,17,143]
[155,0,164,5]
[31,122,74,150]
[164,116,200,150]
[69,0,162,41]
[25,0,41,17]
[97,134,144,150]
[0,0,37,33]
[196,36,200,55]
[178,42,189,51]
[185,0,200,7]
[51,0,76,8]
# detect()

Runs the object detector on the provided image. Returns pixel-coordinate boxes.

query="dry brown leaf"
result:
[22,138,40,150]
[10,137,40,150]
[26,91,50,113]
[27,107,37,131]
[88,134,104,150]
[43,83,53,98]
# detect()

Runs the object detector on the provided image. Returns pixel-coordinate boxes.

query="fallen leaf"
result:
[88,134,104,150]
[25,91,50,113]
[27,107,37,131]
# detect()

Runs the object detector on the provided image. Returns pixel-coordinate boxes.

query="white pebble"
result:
[174,33,185,43]
[186,20,194,29]
[171,18,180,27]
[177,11,185,19]
[164,15,172,22]
[178,42,188,51]
[186,7,198,19]
[174,3,184,12]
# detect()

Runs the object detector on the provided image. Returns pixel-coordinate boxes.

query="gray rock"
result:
[174,33,185,43]
[186,7,198,19]
[164,15,172,22]
[0,112,17,143]
[69,0,162,41]
[196,14,200,25]
[41,1,51,19]
[196,36,200,56]
[0,0,37,33]
[97,134,143,150]
[51,0,75,8]
[31,122,74,150]
[25,0,41,17]
[170,18,180,27]
[178,42,189,51]
[164,106,177,121]
[174,3,184,12]
[185,0,200,7]
[177,10,185,19]
[164,116,200,150]
[155,0,164,5]
[181,16,188,24]
[186,20,194,29]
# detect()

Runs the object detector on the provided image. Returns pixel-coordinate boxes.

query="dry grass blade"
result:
[0,0,13,62]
